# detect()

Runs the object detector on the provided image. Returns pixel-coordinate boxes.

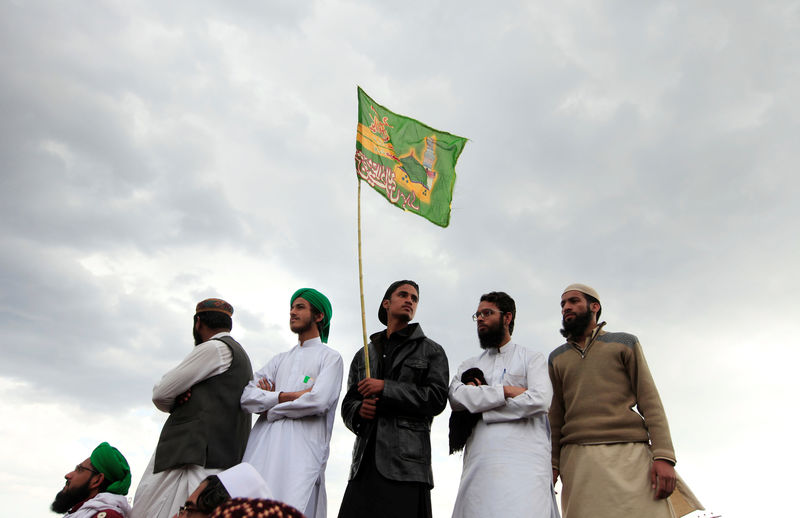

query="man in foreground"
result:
[241,288,343,518]
[448,291,558,518]
[132,298,253,518]
[176,462,272,517]
[51,442,132,517]
[549,283,702,517]
[338,280,449,518]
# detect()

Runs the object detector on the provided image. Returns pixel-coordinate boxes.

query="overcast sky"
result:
[1,1,797,517]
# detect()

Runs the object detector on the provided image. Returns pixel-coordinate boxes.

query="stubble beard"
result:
[290,317,315,337]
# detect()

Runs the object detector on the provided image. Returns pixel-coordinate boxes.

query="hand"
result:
[466,378,483,387]
[257,378,275,391]
[650,459,676,499]
[278,387,312,403]
[357,378,385,398]
[503,385,526,398]
[175,390,191,407]
[359,397,379,420]
[552,468,559,486]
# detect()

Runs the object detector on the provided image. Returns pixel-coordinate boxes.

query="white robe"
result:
[64,492,131,517]
[241,337,343,518]
[131,332,233,518]
[448,342,560,518]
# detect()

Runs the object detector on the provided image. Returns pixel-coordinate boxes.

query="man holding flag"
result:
[338,280,449,518]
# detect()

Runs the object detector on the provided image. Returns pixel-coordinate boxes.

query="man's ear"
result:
[315,312,324,324]
[89,472,104,491]
[382,299,390,310]
[590,302,601,314]
[503,312,513,326]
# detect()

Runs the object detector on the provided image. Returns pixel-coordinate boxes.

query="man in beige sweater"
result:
[548,284,701,518]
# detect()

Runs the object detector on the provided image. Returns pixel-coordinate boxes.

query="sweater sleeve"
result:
[628,338,676,463]
[548,355,565,470]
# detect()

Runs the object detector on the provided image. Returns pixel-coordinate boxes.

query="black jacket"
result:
[341,323,449,487]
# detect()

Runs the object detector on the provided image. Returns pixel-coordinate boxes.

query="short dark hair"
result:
[479,291,516,334]
[582,293,602,320]
[195,311,233,332]
[378,279,420,325]
[197,475,231,513]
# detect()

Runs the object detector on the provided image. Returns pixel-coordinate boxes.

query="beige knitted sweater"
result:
[548,323,676,470]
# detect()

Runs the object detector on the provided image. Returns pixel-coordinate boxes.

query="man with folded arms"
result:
[132,298,253,518]
[241,288,343,518]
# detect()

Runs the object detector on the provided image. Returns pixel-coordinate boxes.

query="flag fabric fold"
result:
[355,86,467,227]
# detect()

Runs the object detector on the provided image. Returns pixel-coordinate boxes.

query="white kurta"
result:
[448,342,560,518]
[241,337,343,518]
[131,332,233,518]
[65,492,131,517]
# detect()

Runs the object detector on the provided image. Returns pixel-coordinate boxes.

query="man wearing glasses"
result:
[448,292,559,518]
[132,299,253,518]
[51,442,132,517]
[174,462,271,517]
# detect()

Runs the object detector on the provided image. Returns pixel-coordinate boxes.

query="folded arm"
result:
[240,360,281,414]
[483,352,553,423]
[267,353,344,421]
[152,340,232,412]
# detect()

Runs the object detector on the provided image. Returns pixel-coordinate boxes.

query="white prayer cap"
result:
[218,463,273,500]
[562,283,600,302]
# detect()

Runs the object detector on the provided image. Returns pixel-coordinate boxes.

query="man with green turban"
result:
[241,288,343,518]
[51,442,132,517]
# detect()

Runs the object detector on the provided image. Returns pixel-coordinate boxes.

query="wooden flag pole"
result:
[357,179,371,378]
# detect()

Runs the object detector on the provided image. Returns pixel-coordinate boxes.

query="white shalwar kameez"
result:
[449,342,560,518]
[241,337,343,518]
[131,332,233,518]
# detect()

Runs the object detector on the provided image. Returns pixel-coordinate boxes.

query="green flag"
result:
[355,86,467,227]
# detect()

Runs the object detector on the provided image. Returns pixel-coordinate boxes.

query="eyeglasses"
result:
[178,504,203,516]
[74,464,100,475]
[472,309,503,321]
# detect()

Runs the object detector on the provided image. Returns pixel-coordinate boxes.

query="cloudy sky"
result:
[2,1,797,516]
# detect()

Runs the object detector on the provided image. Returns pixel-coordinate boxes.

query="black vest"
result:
[154,335,253,473]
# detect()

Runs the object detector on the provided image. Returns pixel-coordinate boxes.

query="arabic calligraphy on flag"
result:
[355,87,467,227]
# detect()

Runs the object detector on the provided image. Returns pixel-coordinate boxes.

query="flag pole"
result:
[357,179,371,378]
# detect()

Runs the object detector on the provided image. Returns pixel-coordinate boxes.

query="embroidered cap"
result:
[195,298,234,317]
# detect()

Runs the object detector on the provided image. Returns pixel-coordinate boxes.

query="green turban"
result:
[90,442,131,496]
[291,288,332,343]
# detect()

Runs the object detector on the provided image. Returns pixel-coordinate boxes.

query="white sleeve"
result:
[240,357,282,414]
[483,351,553,424]
[266,352,344,421]
[152,340,233,412]
[448,359,506,413]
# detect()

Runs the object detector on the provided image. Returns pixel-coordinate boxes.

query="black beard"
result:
[478,321,505,349]
[51,482,92,514]
[560,310,593,339]
[193,326,203,345]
